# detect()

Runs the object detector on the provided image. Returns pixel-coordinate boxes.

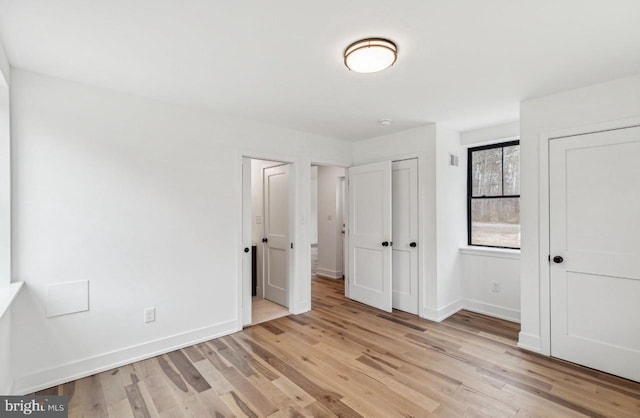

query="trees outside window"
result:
[467,141,520,249]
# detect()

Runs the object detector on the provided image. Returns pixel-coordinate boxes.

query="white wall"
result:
[0,310,10,394]
[460,121,519,146]
[461,250,520,322]
[0,38,12,395]
[316,165,345,279]
[310,166,318,245]
[459,121,521,322]
[434,126,466,318]
[519,73,640,354]
[10,69,352,393]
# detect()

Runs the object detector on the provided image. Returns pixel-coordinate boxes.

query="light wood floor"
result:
[35,278,640,417]
[251,298,289,326]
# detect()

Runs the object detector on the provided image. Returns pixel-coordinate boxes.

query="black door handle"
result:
[410,242,417,248]
[553,256,564,264]
[382,241,389,247]
[262,238,268,243]
[244,247,250,253]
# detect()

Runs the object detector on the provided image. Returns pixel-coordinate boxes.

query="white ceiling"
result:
[1,1,640,141]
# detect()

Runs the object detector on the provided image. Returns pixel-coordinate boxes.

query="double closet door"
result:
[347,159,419,314]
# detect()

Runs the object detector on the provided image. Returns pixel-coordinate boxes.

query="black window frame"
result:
[467,140,521,249]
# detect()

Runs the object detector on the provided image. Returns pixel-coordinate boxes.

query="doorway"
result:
[245,158,291,326]
[310,165,346,284]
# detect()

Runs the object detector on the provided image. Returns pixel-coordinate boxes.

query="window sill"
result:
[459,246,521,260]
[0,282,24,319]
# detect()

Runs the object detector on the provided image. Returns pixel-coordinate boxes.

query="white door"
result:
[550,126,640,382]
[348,161,392,312]
[263,164,290,307]
[392,159,419,314]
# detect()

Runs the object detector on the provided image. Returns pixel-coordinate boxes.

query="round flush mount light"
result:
[344,38,397,73]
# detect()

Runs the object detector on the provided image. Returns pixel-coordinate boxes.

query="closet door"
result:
[550,126,640,382]
[392,159,419,314]
[347,161,392,312]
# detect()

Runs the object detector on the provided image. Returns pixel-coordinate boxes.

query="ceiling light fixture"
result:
[344,38,397,73]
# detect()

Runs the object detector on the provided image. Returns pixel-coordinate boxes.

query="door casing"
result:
[532,117,640,355]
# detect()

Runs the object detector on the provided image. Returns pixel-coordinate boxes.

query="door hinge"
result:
[548,255,550,262]
[290,242,293,249]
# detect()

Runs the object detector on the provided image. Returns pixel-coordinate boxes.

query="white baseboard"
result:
[421,299,463,322]
[517,332,542,354]
[463,299,520,323]
[12,319,239,395]
[316,268,343,279]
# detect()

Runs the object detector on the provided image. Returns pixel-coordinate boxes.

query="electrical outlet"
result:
[144,307,156,323]
[491,281,501,293]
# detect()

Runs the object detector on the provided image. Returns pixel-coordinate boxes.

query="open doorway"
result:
[247,158,291,326]
[310,165,347,286]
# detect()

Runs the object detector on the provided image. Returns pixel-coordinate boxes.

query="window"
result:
[467,140,520,249]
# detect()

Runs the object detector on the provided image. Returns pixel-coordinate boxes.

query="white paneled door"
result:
[392,159,419,315]
[347,161,392,312]
[550,126,640,382]
[264,164,290,307]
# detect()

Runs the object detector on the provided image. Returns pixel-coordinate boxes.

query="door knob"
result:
[262,238,268,243]
[553,256,564,264]
[244,247,250,253]
[410,242,417,248]
[382,241,389,247]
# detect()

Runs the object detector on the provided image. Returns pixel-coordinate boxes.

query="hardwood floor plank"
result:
[260,322,284,335]
[107,398,135,418]
[99,366,132,405]
[125,382,152,418]
[135,379,162,417]
[221,334,281,381]
[140,373,179,414]
[215,365,278,416]
[196,388,236,418]
[209,339,256,377]
[157,354,189,393]
[223,391,259,418]
[197,342,233,370]
[302,401,339,418]
[183,345,206,363]
[167,349,212,393]
[192,359,235,395]
[270,377,315,409]
[81,374,109,418]
[132,357,163,380]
